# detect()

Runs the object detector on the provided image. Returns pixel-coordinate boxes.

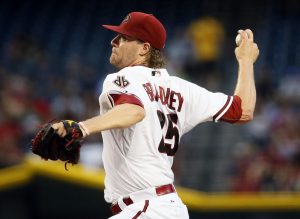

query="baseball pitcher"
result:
[32,11,259,219]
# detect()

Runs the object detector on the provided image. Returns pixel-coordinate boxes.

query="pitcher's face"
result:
[109,34,144,69]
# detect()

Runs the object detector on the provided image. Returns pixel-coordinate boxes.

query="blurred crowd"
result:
[0,6,299,193]
[230,67,300,191]
[0,34,100,167]
[166,16,225,91]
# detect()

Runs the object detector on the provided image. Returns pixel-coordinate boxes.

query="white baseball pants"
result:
[108,193,189,219]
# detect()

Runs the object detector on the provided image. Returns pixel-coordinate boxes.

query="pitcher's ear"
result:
[140,42,151,56]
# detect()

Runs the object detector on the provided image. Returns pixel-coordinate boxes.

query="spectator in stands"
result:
[185,16,225,88]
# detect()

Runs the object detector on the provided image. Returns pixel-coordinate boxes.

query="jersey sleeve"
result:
[182,81,232,133]
[216,95,242,123]
[101,72,144,109]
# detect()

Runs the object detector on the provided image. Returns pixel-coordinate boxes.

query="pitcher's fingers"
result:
[239,31,249,41]
[245,29,253,41]
[58,128,67,137]
[52,122,64,130]
[254,43,259,55]
[52,122,60,130]
[52,122,66,137]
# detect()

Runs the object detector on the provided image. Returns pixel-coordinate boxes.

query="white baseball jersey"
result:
[99,66,232,203]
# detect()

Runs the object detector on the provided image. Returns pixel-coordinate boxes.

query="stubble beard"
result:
[109,53,119,68]
[111,52,126,69]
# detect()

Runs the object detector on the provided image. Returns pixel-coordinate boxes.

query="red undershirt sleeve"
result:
[214,95,242,123]
[107,90,144,108]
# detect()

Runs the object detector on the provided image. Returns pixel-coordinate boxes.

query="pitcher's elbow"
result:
[135,107,146,122]
[239,111,254,123]
[128,105,145,123]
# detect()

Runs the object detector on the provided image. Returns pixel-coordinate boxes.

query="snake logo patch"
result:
[113,76,130,88]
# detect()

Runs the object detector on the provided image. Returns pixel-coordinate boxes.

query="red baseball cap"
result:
[102,12,167,50]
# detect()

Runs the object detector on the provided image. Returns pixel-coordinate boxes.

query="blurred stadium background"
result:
[0,0,300,218]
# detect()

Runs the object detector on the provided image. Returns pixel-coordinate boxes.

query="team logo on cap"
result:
[122,14,131,23]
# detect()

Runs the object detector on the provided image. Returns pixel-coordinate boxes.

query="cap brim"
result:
[102,25,129,36]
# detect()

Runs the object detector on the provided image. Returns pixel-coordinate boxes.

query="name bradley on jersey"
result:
[142,83,184,112]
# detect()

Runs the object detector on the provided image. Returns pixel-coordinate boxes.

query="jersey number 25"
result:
[157,110,179,156]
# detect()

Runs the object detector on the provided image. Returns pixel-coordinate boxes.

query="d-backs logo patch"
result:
[113,75,130,88]
[122,14,131,23]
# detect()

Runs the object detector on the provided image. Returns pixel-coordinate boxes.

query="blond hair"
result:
[147,47,166,68]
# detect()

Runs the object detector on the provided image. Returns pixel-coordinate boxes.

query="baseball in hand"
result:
[235,34,242,46]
